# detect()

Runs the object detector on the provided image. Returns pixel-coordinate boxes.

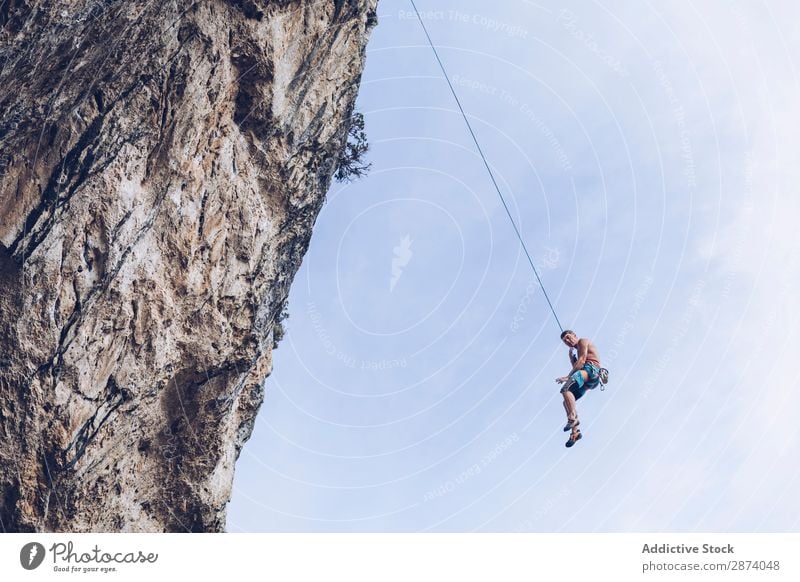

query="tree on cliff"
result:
[335,111,371,182]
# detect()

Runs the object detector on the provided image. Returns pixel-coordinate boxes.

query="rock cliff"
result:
[0,0,377,532]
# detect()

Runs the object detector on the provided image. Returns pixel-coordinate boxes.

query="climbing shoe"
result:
[563,419,580,432]
[565,429,582,448]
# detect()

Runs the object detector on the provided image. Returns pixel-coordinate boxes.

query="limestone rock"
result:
[0,0,377,532]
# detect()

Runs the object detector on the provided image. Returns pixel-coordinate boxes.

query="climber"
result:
[555,329,605,448]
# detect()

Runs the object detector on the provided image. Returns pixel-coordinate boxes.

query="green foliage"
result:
[272,302,289,349]
[334,111,371,183]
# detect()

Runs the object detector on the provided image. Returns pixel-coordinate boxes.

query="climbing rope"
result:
[409,0,564,334]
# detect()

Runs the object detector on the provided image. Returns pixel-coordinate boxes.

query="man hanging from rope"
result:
[555,330,606,448]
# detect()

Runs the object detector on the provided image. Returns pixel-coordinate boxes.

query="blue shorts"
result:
[567,363,600,400]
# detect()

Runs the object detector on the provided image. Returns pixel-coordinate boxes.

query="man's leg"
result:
[560,370,588,429]
[562,389,578,421]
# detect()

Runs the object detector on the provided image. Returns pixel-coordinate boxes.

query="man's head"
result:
[560,329,578,348]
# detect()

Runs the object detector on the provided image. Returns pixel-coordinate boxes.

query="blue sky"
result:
[227,0,800,532]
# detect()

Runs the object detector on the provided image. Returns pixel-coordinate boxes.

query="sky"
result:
[227,0,800,532]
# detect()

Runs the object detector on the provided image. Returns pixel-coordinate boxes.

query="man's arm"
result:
[557,339,588,383]
[570,339,588,373]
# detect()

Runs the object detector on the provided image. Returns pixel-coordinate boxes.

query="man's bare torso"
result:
[579,338,601,366]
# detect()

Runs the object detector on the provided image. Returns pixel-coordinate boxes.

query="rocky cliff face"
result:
[0,0,377,532]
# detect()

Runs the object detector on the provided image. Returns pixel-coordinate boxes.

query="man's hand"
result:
[556,376,569,384]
